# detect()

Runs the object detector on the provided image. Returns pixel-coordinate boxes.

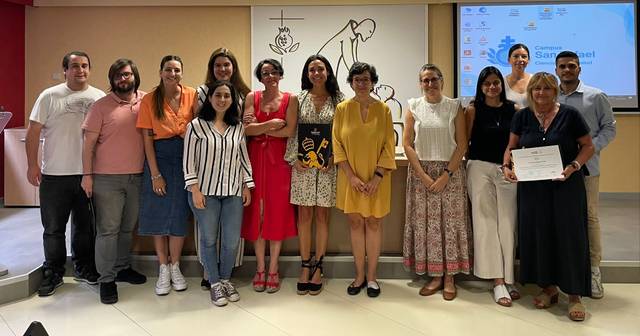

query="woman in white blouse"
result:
[402,64,471,301]
[183,80,253,307]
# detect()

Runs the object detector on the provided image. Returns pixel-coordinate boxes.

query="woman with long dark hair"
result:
[136,55,196,296]
[194,48,251,290]
[184,80,253,306]
[284,55,344,295]
[465,66,519,306]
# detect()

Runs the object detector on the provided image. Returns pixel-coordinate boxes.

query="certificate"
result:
[511,145,564,181]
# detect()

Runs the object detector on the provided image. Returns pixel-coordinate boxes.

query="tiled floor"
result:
[1,278,639,336]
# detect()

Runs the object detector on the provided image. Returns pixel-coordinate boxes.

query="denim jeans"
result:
[188,194,243,284]
[93,174,142,283]
[39,174,96,276]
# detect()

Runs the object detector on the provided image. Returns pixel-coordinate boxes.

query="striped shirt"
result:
[183,118,254,196]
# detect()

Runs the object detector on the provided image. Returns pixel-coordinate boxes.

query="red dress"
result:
[241,91,297,241]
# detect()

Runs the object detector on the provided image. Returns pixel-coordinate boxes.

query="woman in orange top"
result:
[136,55,197,296]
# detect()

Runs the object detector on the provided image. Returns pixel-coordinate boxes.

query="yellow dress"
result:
[332,98,397,218]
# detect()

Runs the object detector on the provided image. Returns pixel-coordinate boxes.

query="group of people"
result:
[25,43,615,322]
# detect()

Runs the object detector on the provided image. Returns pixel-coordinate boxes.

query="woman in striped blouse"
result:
[183,80,254,307]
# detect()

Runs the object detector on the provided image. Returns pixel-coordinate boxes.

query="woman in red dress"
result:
[242,59,298,293]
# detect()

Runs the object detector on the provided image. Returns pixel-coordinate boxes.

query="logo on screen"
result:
[463,64,473,72]
[479,7,487,14]
[487,35,516,66]
[464,36,472,44]
[464,49,472,57]
[479,36,488,45]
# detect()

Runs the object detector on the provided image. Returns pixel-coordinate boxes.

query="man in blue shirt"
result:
[555,51,616,299]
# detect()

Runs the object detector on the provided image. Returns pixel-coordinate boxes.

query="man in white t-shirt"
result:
[25,51,106,297]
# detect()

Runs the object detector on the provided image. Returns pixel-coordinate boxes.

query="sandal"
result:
[266,272,280,293]
[308,256,324,295]
[297,259,312,295]
[252,271,266,292]
[568,301,586,322]
[533,289,559,309]
[493,284,512,307]
[505,284,521,300]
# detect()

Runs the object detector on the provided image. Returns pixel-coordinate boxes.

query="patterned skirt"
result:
[402,161,473,276]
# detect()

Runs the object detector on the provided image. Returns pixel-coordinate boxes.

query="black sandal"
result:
[308,256,324,295]
[296,258,312,295]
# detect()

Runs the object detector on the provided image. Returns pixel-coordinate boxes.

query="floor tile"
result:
[0,279,149,336]
[235,278,425,336]
[0,315,16,336]
[113,278,289,336]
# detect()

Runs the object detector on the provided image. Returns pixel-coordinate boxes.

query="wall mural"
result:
[252,5,427,146]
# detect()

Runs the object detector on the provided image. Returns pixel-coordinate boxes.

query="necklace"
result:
[535,110,556,132]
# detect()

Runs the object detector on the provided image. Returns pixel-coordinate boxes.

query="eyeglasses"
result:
[352,77,372,84]
[557,63,579,70]
[116,72,133,80]
[421,77,441,85]
[261,70,281,78]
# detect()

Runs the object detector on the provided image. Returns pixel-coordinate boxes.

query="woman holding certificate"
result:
[503,72,594,321]
[243,59,299,294]
[402,64,471,301]
[285,55,344,295]
[333,62,396,297]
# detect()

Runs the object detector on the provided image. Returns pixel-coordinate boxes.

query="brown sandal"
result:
[568,301,586,321]
[533,290,559,309]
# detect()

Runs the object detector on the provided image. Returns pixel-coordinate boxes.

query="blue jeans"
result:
[188,194,243,284]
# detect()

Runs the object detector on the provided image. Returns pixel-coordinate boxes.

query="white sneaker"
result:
[210,282,228,307]
[155,264,171,296]
[170,262,188,291]
[221,279,240,302]
[591,266,604,299]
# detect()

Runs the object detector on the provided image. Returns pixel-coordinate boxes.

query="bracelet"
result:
[374,170,384,178]
[570,160,581,170]
[151,174,162,181]
[443,168,453,177]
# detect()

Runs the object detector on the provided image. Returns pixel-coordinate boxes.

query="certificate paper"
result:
[511,145,564,181]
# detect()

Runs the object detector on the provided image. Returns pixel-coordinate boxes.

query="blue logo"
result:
[479,7,487,13]
[488,36,516,66]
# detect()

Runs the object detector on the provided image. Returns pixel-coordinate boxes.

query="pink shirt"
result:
[82,91,146,174]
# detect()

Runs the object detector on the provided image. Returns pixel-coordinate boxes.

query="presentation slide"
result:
[457,2,638,109]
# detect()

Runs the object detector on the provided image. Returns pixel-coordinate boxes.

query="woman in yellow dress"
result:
[332,62,396,297]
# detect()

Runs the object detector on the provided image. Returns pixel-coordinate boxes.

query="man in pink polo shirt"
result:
[81,59,147,304]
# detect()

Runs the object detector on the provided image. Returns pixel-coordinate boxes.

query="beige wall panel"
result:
[600,115,640,193]
[25,6,251,118]
[427,4,453,98]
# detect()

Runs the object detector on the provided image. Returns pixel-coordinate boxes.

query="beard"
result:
[114,81,134,94]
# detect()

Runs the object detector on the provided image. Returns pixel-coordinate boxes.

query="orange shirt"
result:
[136,85,196,139]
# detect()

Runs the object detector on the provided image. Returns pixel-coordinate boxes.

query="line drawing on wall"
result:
[267,10,304,63]
[317,18,376,78]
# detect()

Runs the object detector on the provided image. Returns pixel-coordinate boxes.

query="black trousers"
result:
[39,174,96,276]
